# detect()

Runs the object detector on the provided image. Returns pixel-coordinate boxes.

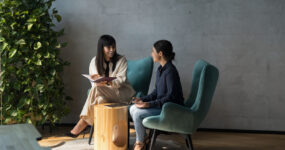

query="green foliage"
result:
[0,0,71,125]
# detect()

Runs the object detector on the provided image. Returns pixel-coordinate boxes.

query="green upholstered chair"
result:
[142,59,219,150]
[88,56,154,145]
[127,56,154,98]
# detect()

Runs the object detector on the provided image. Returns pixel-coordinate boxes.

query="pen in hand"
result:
[131,97,142,104]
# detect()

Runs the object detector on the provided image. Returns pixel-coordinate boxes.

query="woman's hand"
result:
[91,74,112,86]
[132,98,149,108]
[95,81,108,87]
[91,74,100,80]
[108,81,113,86]
[91,74,105,87]
[135,102,150,109]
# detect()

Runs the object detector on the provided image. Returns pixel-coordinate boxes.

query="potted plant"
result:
[0,0,71,126]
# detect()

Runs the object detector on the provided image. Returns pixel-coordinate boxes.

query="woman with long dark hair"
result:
[66,35,135,137]
[130,40,184,150]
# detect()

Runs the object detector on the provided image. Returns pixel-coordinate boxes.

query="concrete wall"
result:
[54,0,285,131]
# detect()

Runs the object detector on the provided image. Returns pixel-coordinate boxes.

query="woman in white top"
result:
[66,35,135,137]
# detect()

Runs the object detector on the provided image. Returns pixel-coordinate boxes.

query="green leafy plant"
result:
[0,0,72,125]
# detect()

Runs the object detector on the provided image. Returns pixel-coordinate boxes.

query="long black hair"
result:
[96,35,121,76]
[153,40,175,61]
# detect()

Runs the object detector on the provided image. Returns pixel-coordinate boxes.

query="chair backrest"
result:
[185,59,219,130]
[127,57,154,96]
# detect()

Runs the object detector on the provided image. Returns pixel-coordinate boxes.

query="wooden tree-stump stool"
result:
[94,103,128,150]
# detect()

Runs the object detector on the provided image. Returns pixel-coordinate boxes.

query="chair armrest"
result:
[160,102,195,123]
[143,102,196,134]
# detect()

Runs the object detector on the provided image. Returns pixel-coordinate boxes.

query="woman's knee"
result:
[130,106,143,121]
[129,104,137,117]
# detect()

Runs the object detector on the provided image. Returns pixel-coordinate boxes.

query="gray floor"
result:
[52,136,185,150]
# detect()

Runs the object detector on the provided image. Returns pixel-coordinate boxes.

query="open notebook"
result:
[82,74,116,83]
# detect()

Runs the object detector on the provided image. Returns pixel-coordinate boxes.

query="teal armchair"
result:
[142,59,219,150]
[127,56,154,98]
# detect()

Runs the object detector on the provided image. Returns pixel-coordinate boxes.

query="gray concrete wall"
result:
[54,0,285,131]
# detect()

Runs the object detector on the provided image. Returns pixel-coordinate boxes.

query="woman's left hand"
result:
[135,102,150,108]
[95,81,108,87]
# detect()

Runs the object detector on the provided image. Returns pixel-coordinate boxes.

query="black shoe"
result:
[65,128,87,138]
[65,132,80,138]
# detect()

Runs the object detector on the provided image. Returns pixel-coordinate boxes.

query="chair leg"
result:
[128,119,130,149]
[148,129,154,141]
[185,137,189,148]
[148,129,158,150]
[185,134,194,150]
[88,125,94,145]
[145,129,153,150]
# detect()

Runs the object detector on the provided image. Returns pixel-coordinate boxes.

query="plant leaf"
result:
[27,24,33,31]
[24,88,31,93]
[0,37,4,42]
[55,43,61,48]
[51,69,56,76]
[21,11,29,14]
[34,41,42,50]
[11,111,17,117]
[0,87,4,93]
[52,8,58,14]
[27,18,37,23]
[54,14,61,22]
[27,118,32,124]
[9,48,17,58]
[16,39,26,45]
[2,42,8,50]
[10,22,17,30]
[35,59,42,65]
[37,53,41,58]
[36,84,44,92]
[44,52,50,58]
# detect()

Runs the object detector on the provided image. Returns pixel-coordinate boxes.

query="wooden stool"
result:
[94,103,128,150]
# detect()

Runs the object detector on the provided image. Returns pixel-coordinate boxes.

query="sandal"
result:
[134,135,150,150]
[133,142,145,150]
